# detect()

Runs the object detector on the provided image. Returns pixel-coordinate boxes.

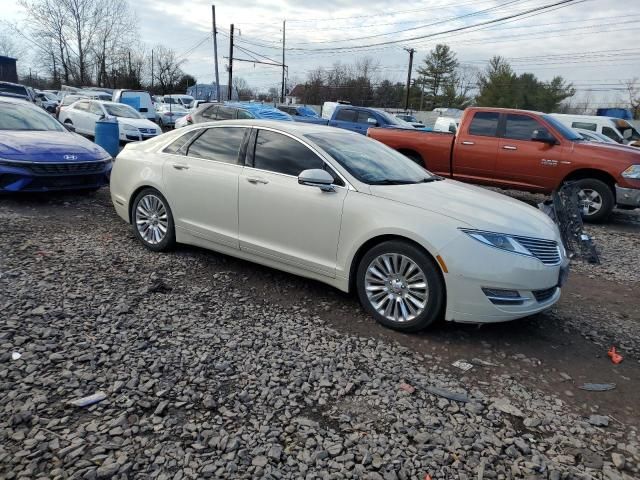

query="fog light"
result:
[482,287,525,305]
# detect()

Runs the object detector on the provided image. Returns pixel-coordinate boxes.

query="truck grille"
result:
[513,236,561,265]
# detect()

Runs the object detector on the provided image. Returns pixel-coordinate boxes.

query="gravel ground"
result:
[1,189,639,480]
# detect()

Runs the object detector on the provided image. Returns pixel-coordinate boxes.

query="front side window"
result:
[236,109,254,119]
[186,127,246,164]
[254,130,325,177]
[89,102,104,116]
[468,112,499,137]
[357,111,374,124]
[335,109,357,122]
[602,126,622,143]
[504,114,543,141]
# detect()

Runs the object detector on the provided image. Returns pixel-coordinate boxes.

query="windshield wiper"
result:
[368,179,418,185]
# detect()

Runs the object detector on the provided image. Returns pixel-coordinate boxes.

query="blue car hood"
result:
[0,131,109,162]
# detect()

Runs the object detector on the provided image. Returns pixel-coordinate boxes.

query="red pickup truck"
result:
[368,107,640,222]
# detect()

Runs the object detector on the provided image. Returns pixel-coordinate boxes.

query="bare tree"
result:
[623,77,640,119]
[151,45,185,94]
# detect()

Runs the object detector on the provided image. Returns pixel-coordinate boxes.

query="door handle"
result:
[502,145,517,150]
[172,163,189,170]
[461,141,475,145]
[247,177,269,185]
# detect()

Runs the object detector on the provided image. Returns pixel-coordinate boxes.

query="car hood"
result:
[572,140,640,161]
[0,130,110,162]
[117,118,159,129]
[370,179,559,239]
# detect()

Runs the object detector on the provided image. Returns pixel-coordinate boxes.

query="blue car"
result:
[0,96,112,192]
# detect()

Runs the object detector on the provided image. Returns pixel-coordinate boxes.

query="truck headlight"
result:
[460,229,532,256]
[621,165,640,179]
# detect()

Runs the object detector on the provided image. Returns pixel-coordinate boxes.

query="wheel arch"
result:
[128,185,163,223]
[348,234,447,294]
[562,168,617,197]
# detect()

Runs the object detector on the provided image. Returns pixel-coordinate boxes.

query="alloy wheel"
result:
[135,194,169,245]
[364,253,429,323]
[577,188,603,216]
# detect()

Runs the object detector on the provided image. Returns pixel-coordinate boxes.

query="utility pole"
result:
[227,23,234,101]
[281,20,286,103]
[212,5,220,101]
[404,47,415,111]
[150,49,154,90]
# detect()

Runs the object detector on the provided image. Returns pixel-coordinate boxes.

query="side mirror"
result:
[367,117,378,126]
[531,128,557,145]
[298,169,335,192]
[99,114,106,120]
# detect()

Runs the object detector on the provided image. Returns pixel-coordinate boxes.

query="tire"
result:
[356,240,444,332]
[402,151,424,167]
[573,178,614,223]
[131,188,176,252]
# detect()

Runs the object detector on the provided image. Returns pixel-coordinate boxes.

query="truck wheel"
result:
[402,151,424,167]
[574,178,614,223]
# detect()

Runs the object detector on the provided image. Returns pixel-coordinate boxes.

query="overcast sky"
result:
[5,0,638,105]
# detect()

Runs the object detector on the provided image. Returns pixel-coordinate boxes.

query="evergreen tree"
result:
[416,44,459,109]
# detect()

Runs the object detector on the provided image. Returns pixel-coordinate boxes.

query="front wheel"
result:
[131,188,176,252]
[356,241,444,332]
[574,178,614,223]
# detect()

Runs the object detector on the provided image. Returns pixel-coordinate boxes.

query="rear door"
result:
[238,128,348,277]
[71,101,92,134]
[86,102,104,136]
[452,111,500,184]
[329,108,359,132]
[162,126,248,248]
[496,113,567,191]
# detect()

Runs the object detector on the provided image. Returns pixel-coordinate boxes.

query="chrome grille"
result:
[513,236,561,265]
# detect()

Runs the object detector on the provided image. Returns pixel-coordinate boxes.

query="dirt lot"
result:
[1,188,638,479]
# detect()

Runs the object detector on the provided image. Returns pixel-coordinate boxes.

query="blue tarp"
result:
[225,102,293,121]
[296,106,320,118]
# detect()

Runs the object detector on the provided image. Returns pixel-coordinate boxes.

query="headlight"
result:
[622,164,640,179]
[460,229,532,256]
[123,124,139,132]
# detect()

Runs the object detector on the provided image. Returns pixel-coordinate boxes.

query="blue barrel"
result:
[95,117,120,157]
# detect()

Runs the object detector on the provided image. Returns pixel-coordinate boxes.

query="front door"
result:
[238,128,348,277]
[496,113,569,191]
[162,126,248,248]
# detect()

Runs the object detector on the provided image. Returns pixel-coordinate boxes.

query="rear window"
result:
[0,83,28,97]
[163,130,200,155]
[468,112,499,137]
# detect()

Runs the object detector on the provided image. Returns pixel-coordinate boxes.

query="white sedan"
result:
[110,120,569,331]
[59,100,160,142]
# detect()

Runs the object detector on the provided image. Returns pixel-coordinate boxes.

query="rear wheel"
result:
[574,178,614,223]
[356,241,444,332]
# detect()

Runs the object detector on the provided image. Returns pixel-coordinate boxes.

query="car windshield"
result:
[307,131,437,185]
[104,104,142,119]
[0,103,65,131]
[376,110,414,128]
[542,115,582,141]
[0,84,28,97]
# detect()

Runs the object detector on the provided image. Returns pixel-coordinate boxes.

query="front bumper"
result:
[615,184,640,208]
[0,160,112,192]
[439,235,568,324]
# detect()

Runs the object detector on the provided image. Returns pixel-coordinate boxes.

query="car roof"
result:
[192,119,359,136]
[0,95,33,104]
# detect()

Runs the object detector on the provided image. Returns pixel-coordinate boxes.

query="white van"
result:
[112,89,156,122]
[550,114,640,145]
[163,94,195,109]
[432,116,460,134]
